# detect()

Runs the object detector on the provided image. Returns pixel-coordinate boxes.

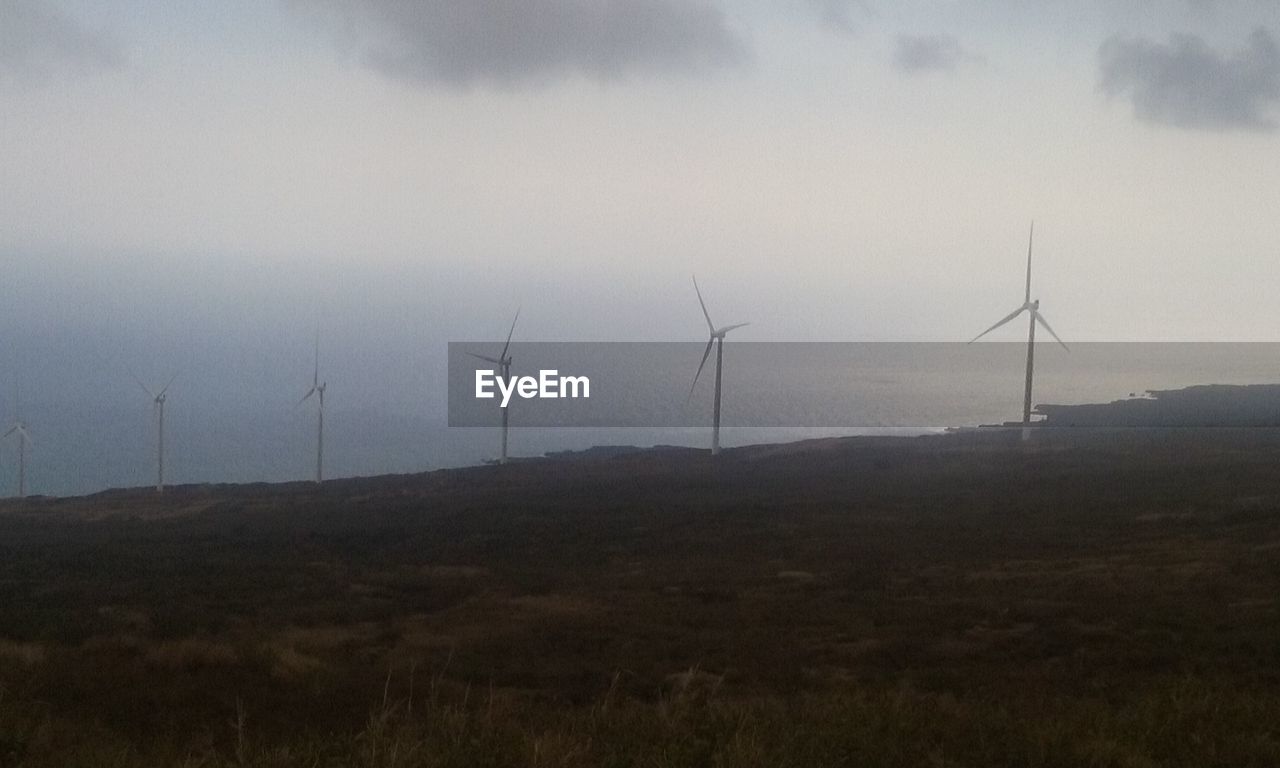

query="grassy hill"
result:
[2,431,1280,766]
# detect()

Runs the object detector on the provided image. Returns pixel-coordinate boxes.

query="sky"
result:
[3,1,1280,492]
[3,0,1280,348]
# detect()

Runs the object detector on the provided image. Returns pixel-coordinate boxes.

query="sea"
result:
[5,342,1280,498]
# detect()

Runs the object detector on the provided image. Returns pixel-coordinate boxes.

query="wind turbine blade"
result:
[718,322,750,334]
[18,427,32,446]
[688,337,715,399]
[129,371,155,399]
[500,308,520,361]
[298,386,317,405]
[1033,310,1069,351]
[313,330,320,388]
[1024,221,1034,304]
[158,372,179,398]
[692,275,715,333]
[2,426,15,439]
[968,306,1026,343]
[468,352,503,365]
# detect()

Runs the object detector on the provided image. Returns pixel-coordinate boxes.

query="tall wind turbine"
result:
[689,276,748,456]
[3,420,32,498]
[134,373,178,493]
[470,309,519,465]
[968,223,1069,439]
[299,333,327,483]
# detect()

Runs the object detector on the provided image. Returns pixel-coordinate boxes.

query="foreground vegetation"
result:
[2,431,1280,765]
[6,675,1280,767]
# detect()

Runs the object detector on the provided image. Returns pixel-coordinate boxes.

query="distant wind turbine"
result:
[470,309,520,465]
[3,420,32,498]
[968,223,1069,440]
[298,333,327,483]
[689,276,748,456]
[133,373,178,493]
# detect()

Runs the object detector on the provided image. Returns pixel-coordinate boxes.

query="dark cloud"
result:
[297,0,748,88]
[1099,27,1280,131]
[806,0,874,35]
[893,34,977,74]
[0,0,123,77]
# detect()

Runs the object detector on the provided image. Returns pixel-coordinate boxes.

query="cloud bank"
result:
[1099,27,1280,131]
[297,0,747,88]
[0,0,122,77]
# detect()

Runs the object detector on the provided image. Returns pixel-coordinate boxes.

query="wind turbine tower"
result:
[3,421,32,498]
[968,223,1069,440]
[689,276,748,456]
[134,374,178,493]
[469,310,520,465]
[299,334,327,483]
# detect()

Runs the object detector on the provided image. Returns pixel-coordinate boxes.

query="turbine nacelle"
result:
[3,423,31,444]
[969,301,1067,351]
[301,332,328,406]
[135,372,178,406]
[968,226,1067,352]
[300,381,327,404]
[712,323,749,339]
[689,276,748,397]
[468,308,520,372]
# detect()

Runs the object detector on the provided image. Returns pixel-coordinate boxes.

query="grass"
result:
[2,430,1280,764]
[5,674,1280,766]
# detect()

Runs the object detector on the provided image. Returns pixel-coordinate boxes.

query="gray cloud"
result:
[893,34,977,74]
[806,0,874,35]
[1099,27,1280,131]
[297,0,747,88]
[0,0,123,77]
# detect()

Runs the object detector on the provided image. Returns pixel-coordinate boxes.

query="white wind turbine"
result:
[689,276,748,456]
[3,420,32,498]
[133,373,178,493]
[298,333,327,483]
[968,223,1069,439]
[469,309,519,465]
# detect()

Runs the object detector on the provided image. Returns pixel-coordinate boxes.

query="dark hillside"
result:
[3,431,1280,765]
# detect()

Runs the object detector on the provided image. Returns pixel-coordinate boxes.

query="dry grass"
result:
[144,638,240,670]
[0,639,44,666]
[2,431,1280,764]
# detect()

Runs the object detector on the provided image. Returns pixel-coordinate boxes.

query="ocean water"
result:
[5,343,1280,498]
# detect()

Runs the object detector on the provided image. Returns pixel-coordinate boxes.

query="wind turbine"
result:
[469,309,519,465]
[3,420,32,498]
[689,276,748,456]
[133,373,178,493]
[298,333,327,483]
[968,223,1069,440]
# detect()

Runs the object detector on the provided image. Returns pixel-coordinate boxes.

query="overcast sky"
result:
[4,0,1280,355]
